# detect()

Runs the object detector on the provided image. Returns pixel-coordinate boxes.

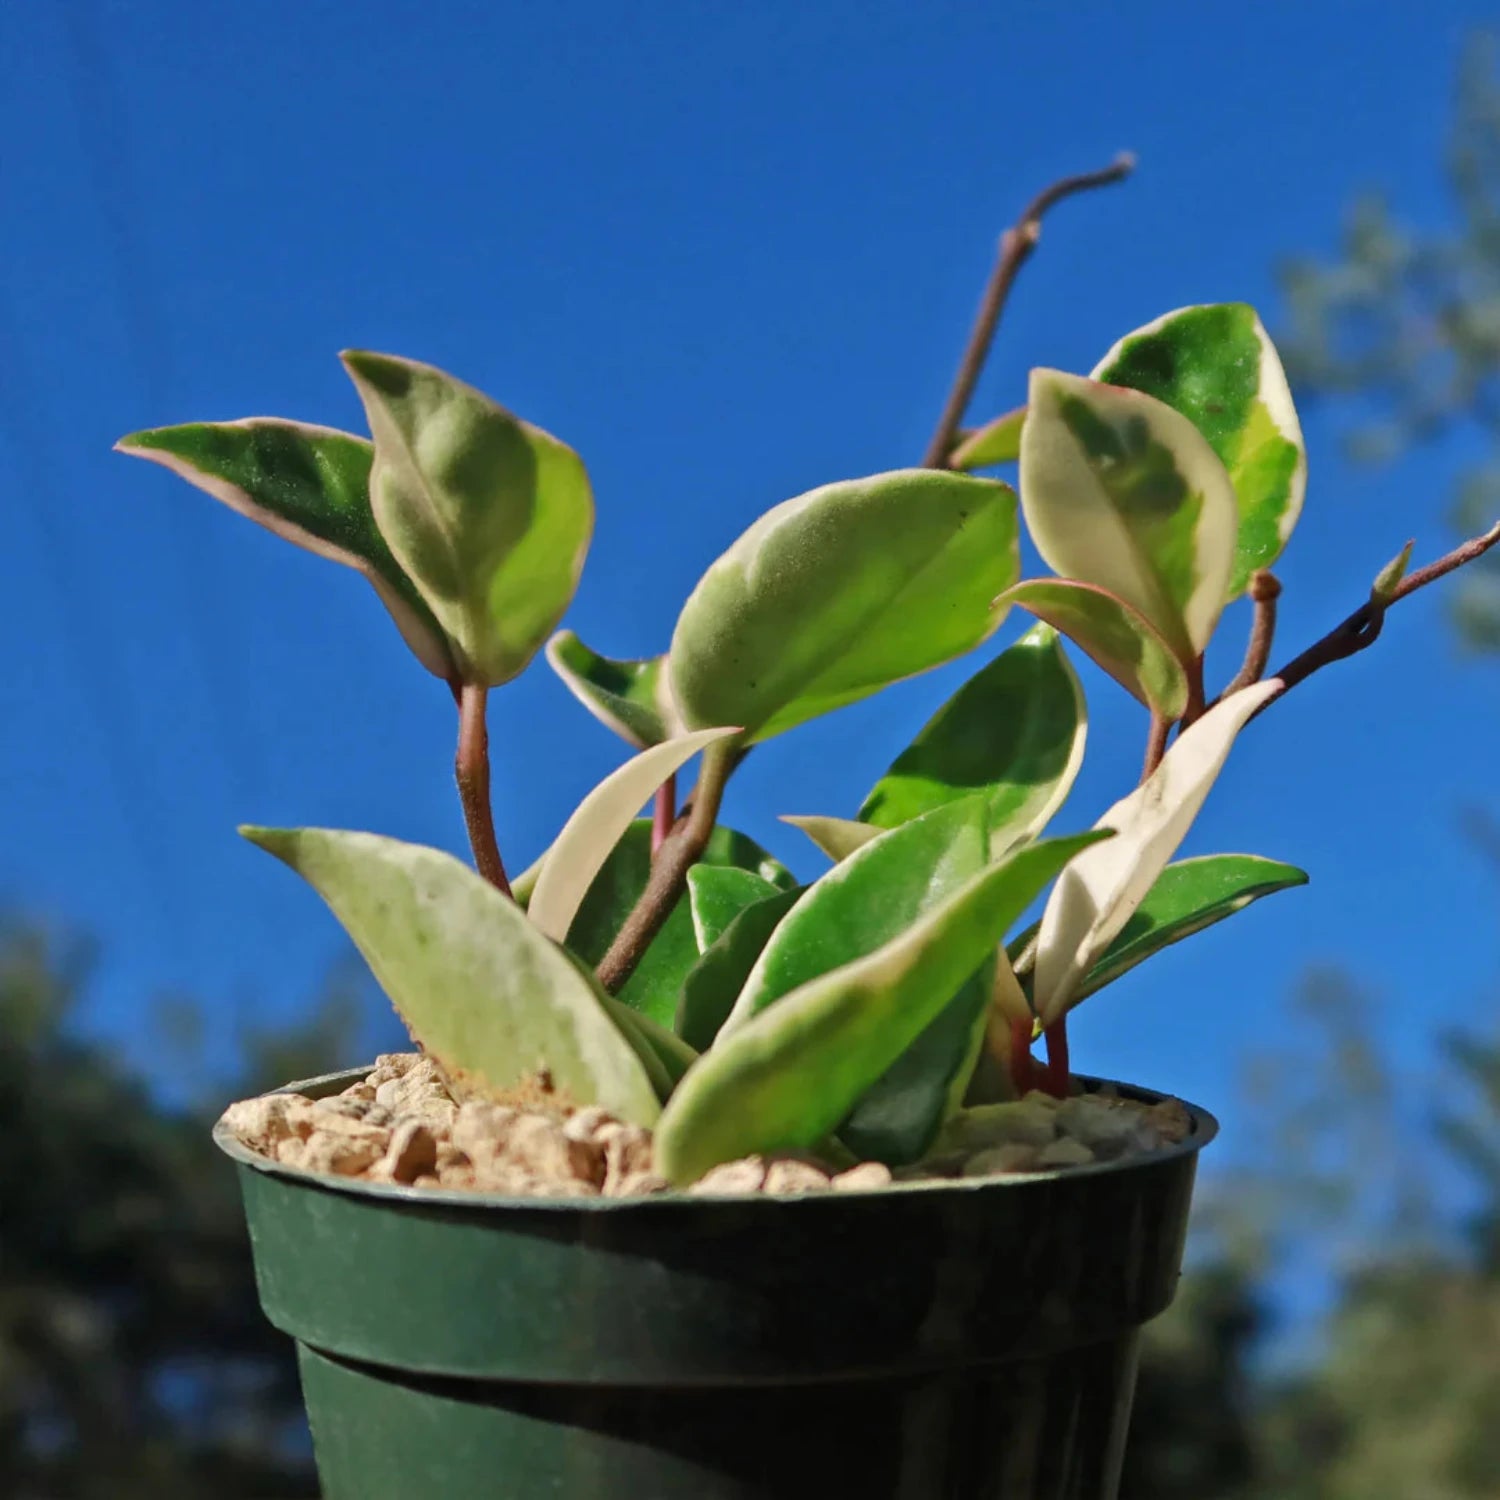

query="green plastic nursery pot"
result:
[217,1067,1216,1500]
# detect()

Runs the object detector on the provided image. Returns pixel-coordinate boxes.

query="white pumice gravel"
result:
[220,1055,1192,1198]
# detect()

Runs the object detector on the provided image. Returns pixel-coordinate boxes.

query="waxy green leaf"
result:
[241,827,660,1125]
[654,830,1111,1183]
[1093,304,1307,597]
[565,821,795,1029]
[780,815,879,863]
[545,631,678,748]
[116,419,454,677]
[1020,369,1238,660]
[721,799,993,1164]
[857,624,1086,856]
[1032,679,1281,1025]
[687,865,783,952]
[676,886,803,1052]
[342,352,593,687]
[669,469,1019,741]
[995,579,1189,718]
[528,728,739,944]
[950,405,1026,470]
[723,799,989,1034]
[1069,854,1308,1003]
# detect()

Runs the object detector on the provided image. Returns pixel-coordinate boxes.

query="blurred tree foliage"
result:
[1279,32,1500,649]
[0,916,376,1498]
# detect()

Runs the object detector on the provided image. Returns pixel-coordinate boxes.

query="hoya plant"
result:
[117,177,1499,1190]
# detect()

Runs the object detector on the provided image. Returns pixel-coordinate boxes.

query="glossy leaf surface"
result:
[116,419,453,677]
[724,799,989,1033]
[1093,304,1307,597]
[545,631,677,748]
[669,469,1019,741]
[343,351,593,686]
[654,831,1110,1183]
[1033,679,1280,1024]
[1020,368,1238,659]
[1070,853,1308,1002]
[995,579,1189,718]
[675,887,803,1052]
[241,827,659,1125]
[857,624,1086,855]
[687,865,783,952]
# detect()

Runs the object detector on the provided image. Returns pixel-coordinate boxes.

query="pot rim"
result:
[214,1065,1218,1214]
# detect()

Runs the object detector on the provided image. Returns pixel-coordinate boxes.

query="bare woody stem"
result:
[1222,570,1282,698]
[1256,521,1500,715]
[1141,711,1172,782]
[596,740,737,993]
[651,773,677,856]
[921,152,1136,470]
[453,680,512,898]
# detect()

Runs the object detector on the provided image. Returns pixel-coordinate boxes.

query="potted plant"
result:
[117,157,1499,1500]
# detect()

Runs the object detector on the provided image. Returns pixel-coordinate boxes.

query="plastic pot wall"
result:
[218,1069,1215,1500]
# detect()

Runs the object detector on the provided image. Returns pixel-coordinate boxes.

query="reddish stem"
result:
[651,773,676,856]
[1043,1019,1071,1099]
[1009,1016,1040,1097]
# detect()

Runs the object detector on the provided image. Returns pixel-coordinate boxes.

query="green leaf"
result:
[1032,679,1281,1025]
[857,623,1087,856]
[780,815,880,863]
[675,886,803,1051]
[837,956,995,1165]
[116,419,454,677]
[723,799,989,1034]
[528,729,739,944]
[720,799,994,1165]
[950,405,1026,470]
[601,997,699,1098]
[240,826,660,1125]
[1371,540,1415,606]
[342,351,594,687]
[687,865,782,951]
[1020,368,1239,660]
[1093,304,1307,597]
[564,821,795,1029]
[669,469,1020,741]
[1068,854,1308,1003]
[994,578,1189,718]
[653,830,1111,1183]
[545,631,677,748]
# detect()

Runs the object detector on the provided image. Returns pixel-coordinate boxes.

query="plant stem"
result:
[651,773,676,856]
[596,740,736,993]
[1141,711,1172,782]
[1179,654,1208,729]
[1256,520,1500,716]
[1008,1015,1041,1097]
[1221,570,1281,698]
[921,152,1136,470]
[454,679,512,898]
[1042,1019,1071,1099]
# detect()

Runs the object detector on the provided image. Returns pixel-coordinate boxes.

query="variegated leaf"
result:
[1093,304,1307,597]
[995,579,1189,718]
[116,419,454,677]
[343,351,593,687]
[1020,368,1238,660]
[1032,679,1280,1025]
[545,631,678,748]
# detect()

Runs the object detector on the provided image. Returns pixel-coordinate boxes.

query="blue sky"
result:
[1,0,1496,1176]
